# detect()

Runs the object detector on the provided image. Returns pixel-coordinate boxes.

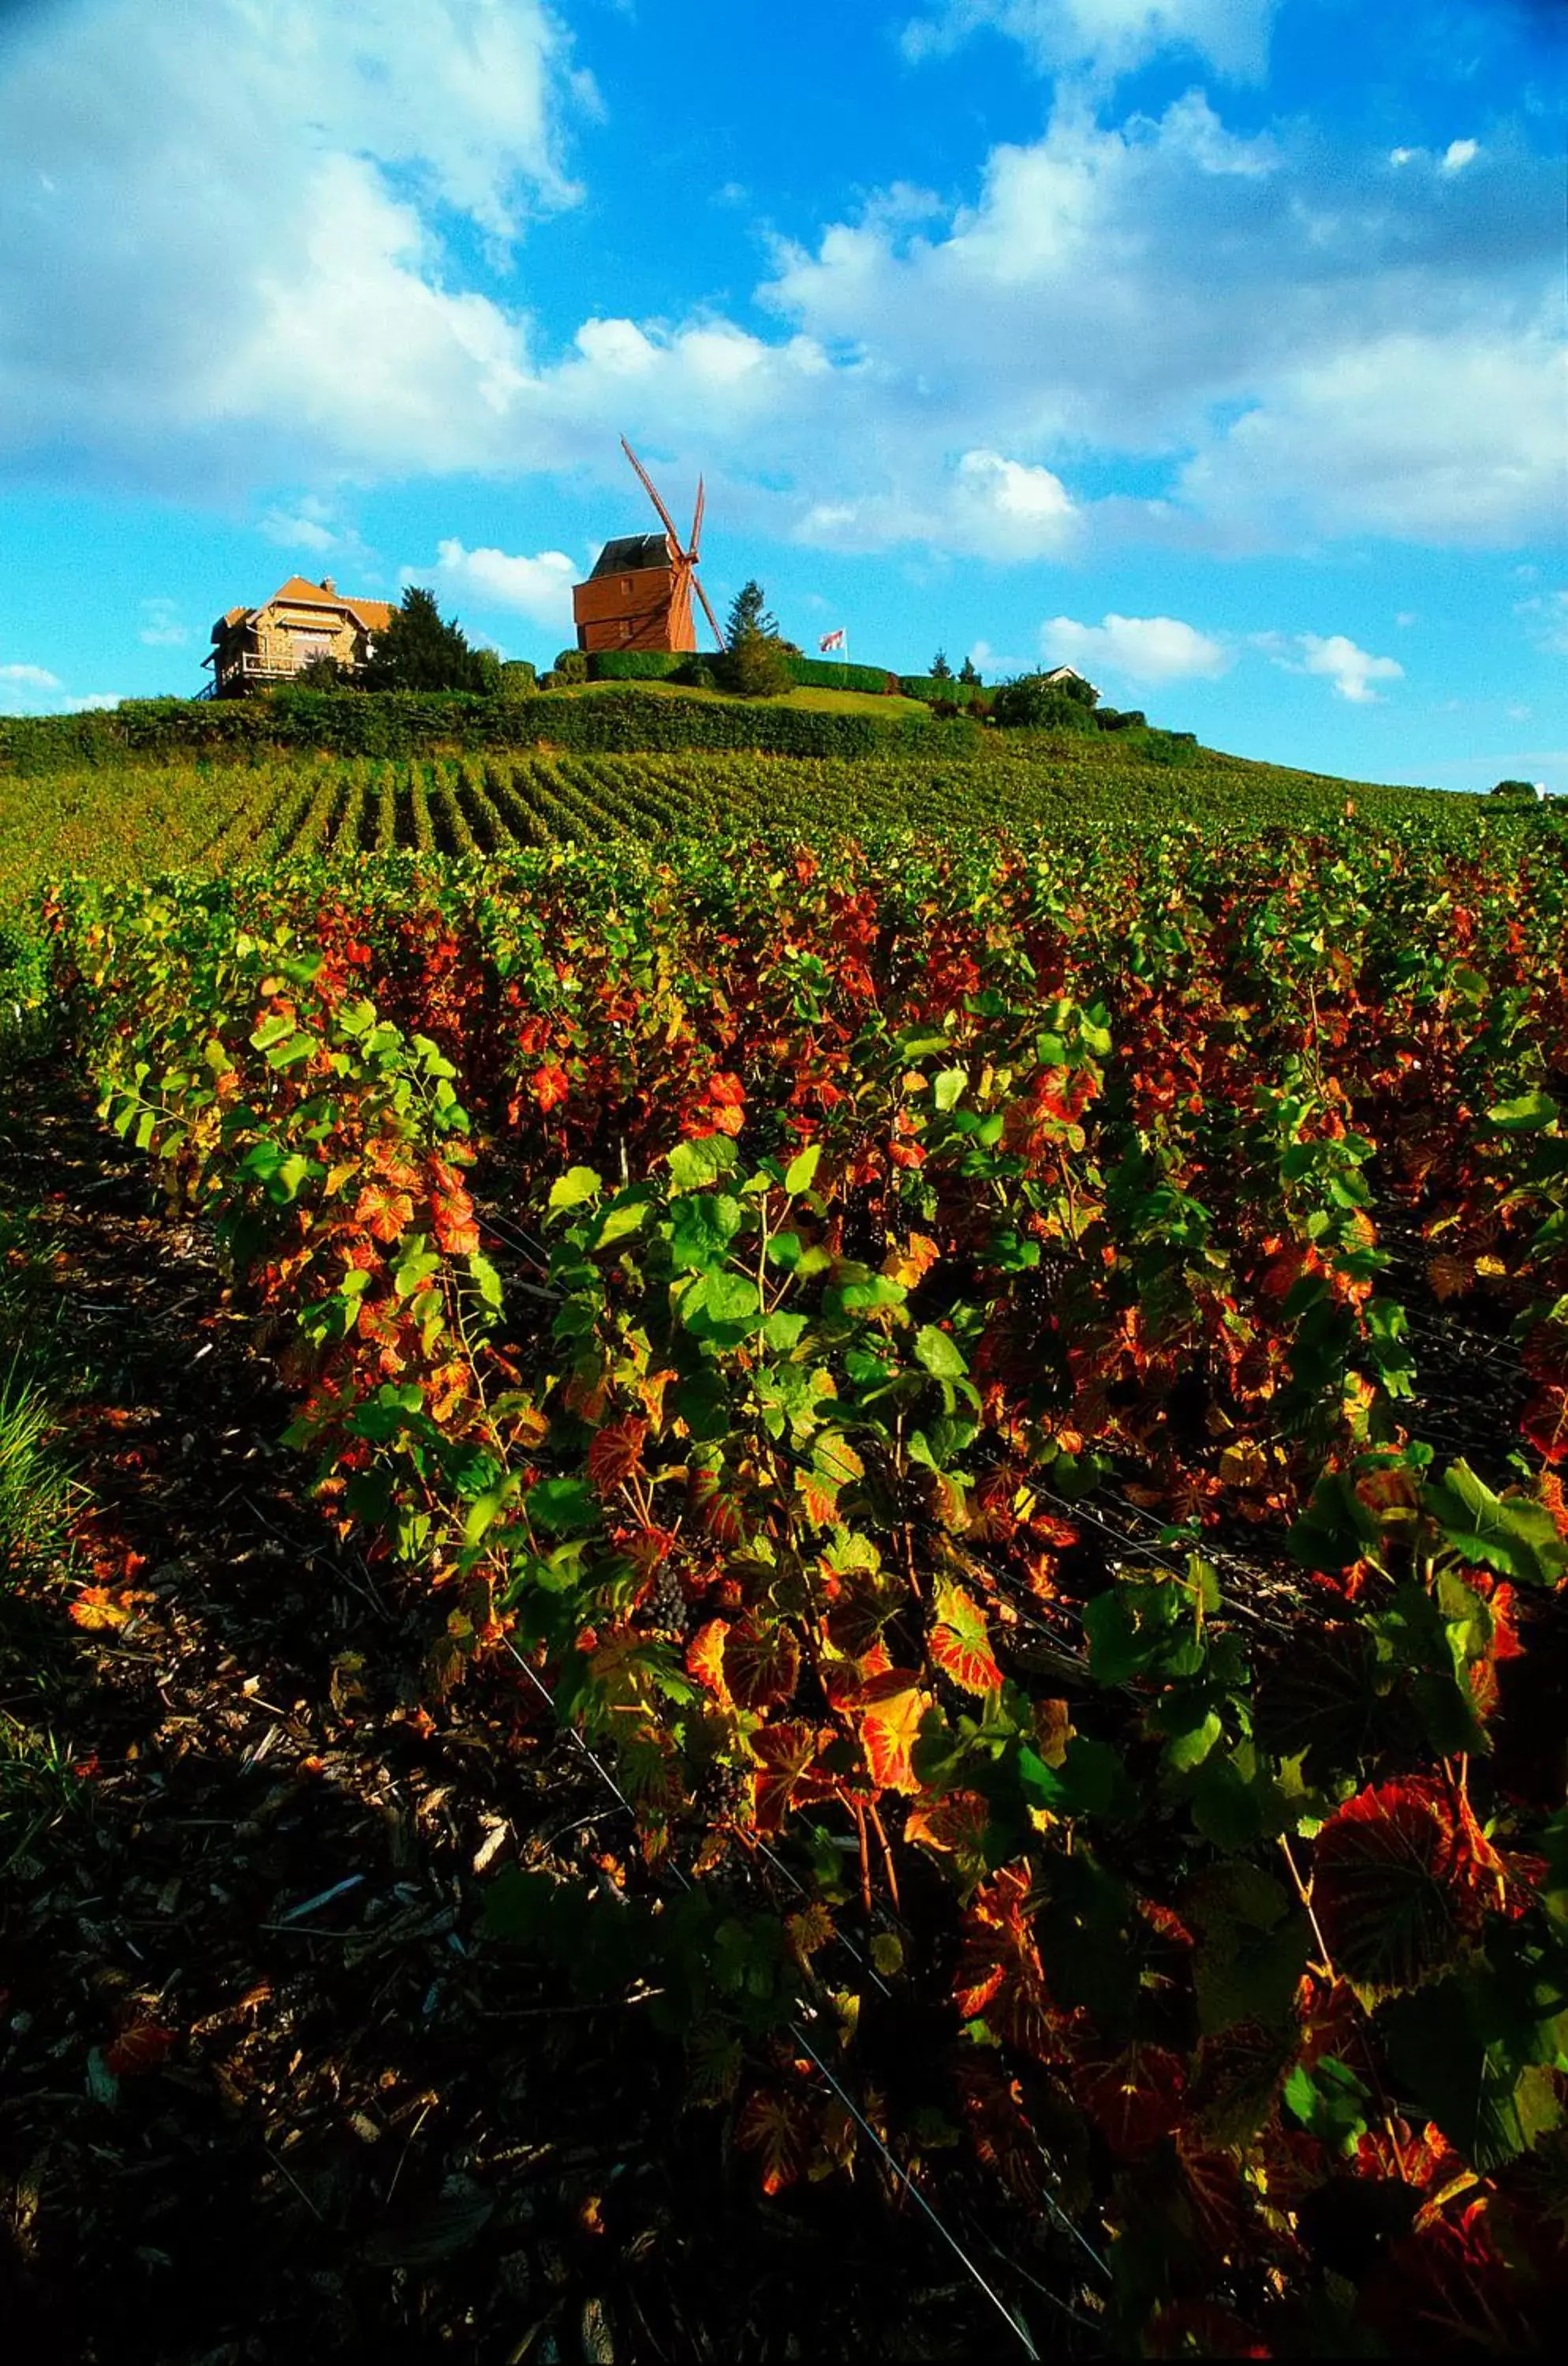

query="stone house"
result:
[205,577,394,696]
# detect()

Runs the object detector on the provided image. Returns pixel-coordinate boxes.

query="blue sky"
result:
[0,0,1562,788]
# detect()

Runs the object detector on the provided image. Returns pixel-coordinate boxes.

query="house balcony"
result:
[207,647,360,696]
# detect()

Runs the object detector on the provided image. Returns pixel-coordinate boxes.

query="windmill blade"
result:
[620,435,683,554]
[689,475,706,560]
[693,569,726,652]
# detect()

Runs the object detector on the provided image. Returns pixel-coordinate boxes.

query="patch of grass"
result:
[0,1706,84,1875]
[559,677,931,718]
[0,1365,73,1583]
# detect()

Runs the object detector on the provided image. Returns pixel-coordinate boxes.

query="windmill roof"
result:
[590,534,673,579]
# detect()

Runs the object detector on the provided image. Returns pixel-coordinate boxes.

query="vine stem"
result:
[1278,1833,1338,1984]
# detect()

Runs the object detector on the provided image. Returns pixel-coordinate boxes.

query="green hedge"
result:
[898,677,984,707]
[0,689,942,772]
[586,650,690,681]
[784,657,898,696]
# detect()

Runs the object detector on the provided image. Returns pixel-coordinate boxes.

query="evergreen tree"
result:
[958,655,981,685]
[725,579,778,646]
[720,577,791,697]
[931,649,954,681]
[360,585,486,694]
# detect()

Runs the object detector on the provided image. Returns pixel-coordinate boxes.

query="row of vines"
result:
[45,804,1568,2353]
[6,737,1468,910]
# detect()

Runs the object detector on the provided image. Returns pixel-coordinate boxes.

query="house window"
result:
[618,620,633,642]
[621,579,633,596]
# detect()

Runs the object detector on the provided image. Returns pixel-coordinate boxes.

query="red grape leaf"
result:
[1312,1779,1480,2000]
[723,1614,801,1711]
[588,1415,648,1496]
[751,1722,832,1834]
[736,2085,812,2195]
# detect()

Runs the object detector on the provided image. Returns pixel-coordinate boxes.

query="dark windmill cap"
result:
[590,532,673,577]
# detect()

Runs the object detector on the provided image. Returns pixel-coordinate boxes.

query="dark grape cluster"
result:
[644,1558,689,1638]
[694,1758,752,1822]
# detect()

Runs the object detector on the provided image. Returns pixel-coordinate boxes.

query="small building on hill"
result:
[570,533,696,655]
[205,577,394,696]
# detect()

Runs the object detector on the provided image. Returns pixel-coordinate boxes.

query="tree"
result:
[720,577,793,697]
[1490,778,1540,800]
[991,674,1099,732]
[360,585,487,694]
[931,649,954,681]
[724,631,793,699]
[725,580,778,645]
[958,655,981,686]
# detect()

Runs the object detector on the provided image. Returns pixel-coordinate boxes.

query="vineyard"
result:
[3,732,1568,2357]
[1,727,1462,909]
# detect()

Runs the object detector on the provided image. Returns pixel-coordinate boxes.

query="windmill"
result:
[569,438,725,656]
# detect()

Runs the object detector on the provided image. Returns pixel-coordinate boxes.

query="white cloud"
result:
[138,598,189,647]
[0,0,583,487]
[0,6,1555,569]
[418,538,577,626]
[261,506,338,553]
[1044,612,1229,681]
[1521,590,1568,655]
[0,662,62,689]
[1442,139,1480,173]
[902,0,1281,80]
[1175,331,1563,544]
[1256,631,1404,703]
[759,95,1559,552]
[955,451,1077,553]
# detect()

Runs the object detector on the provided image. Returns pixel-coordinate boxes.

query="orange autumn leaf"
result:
[882,1231,940,1289]
[687,1619,734,1706]
[430,1181,480,1256]
[854,1670,931,1793]
[353,1183,415,1245]
[69,1586,131,1632]
[931,1584,1002,1696]
[531,1064,571,1112]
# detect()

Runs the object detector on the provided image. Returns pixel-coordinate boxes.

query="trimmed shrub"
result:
[898,677,984,707]
[588,650,689,681]
[722,633,794,700]
[784,657,896,696]
[551,650,589,685]
[499,660,538,697]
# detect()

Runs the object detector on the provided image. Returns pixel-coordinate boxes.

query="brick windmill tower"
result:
[571,438,725,655]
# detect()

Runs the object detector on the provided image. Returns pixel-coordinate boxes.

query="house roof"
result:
[588,533,674,580]
[211,579,394,639]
